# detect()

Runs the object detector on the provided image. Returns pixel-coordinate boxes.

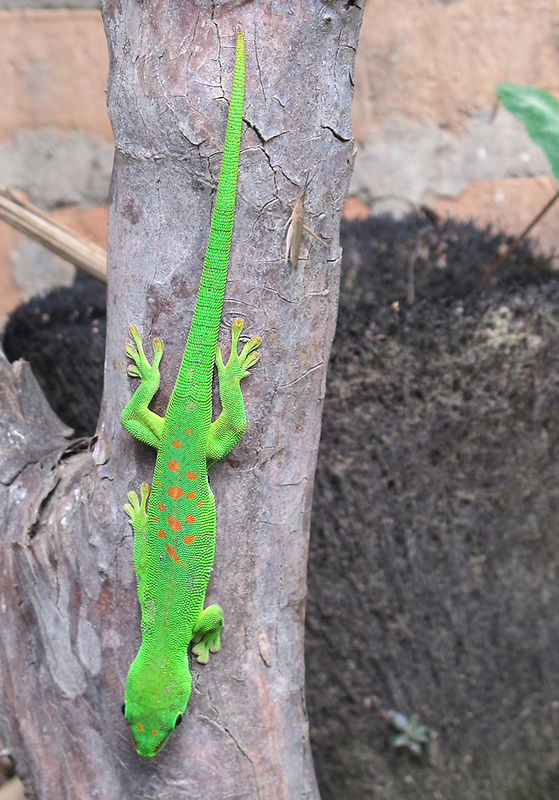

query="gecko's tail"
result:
[204,28,245,252]
[174,28,245,399]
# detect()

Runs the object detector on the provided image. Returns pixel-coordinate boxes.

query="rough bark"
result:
[0,2,364,799]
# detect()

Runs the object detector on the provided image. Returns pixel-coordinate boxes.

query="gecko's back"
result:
[139,26,245,648]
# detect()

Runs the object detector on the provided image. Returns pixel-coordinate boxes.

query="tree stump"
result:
[0,3,365,798]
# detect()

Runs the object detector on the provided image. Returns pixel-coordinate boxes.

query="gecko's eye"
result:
[175,714,183,728]
[121,703,126,716]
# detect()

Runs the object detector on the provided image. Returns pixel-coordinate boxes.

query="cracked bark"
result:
[0,2,365,798]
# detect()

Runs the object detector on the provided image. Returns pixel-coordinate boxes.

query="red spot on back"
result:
[167,460,180,472]
[186,491,196,500]
[166,544,186,566]
[186,429,193,434]
[172,441,182,448]
[151,730,158,736]
[157,502,165,511]
[167,515,182,531]
[185,471,197,480]
[183,534,195,545]
[136,723,144,732]
[185,514,195,524]
[157,529,166,538]
[167,487,184,499]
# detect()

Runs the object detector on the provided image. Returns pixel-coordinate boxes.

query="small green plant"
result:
[390,711,428,755]
[481,83,559,286]
[496,83,559,181]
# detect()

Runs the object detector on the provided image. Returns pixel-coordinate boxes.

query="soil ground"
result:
[306,213,559,800]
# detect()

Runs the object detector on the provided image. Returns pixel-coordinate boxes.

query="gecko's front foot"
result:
[124,483,150,595]
[123,482,150,531]
[191,604,224,664]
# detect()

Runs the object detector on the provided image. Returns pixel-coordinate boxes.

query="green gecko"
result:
[120,29,259,758]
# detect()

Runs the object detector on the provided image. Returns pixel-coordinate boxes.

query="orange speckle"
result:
[158,529,166,538]
[185,471,197,480]
[152,516,159,523]
[166,544,186,566]
[167,487,184,499]
[186,428,193,434]
[157,502,165,511]
[185,514,196,524]
[167,460,180,472]
[183,534,195,545]
[196,501,203,507]
[151,730,158,736]
[156,480,162,488]
[154,733,171,753]
[167,515,182,531]
[186,491,196,500]
[136,723,144,732]
[172,441,182,448]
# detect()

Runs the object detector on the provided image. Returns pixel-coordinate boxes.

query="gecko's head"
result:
[122,699,185,757]
[122,657,191,757]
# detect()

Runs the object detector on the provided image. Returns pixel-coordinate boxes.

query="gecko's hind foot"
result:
[216,318,261,382]
[125,326,163,382]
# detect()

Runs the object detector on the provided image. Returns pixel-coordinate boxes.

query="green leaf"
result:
[496,82,559,183]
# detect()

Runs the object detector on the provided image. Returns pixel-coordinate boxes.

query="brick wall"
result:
[0,7,111,318]
[0,1,558,319]
[349,0,559,258]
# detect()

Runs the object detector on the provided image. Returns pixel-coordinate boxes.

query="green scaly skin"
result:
[120,30,259,758]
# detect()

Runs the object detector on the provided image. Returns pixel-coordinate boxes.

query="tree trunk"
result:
[0,2,364,798]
